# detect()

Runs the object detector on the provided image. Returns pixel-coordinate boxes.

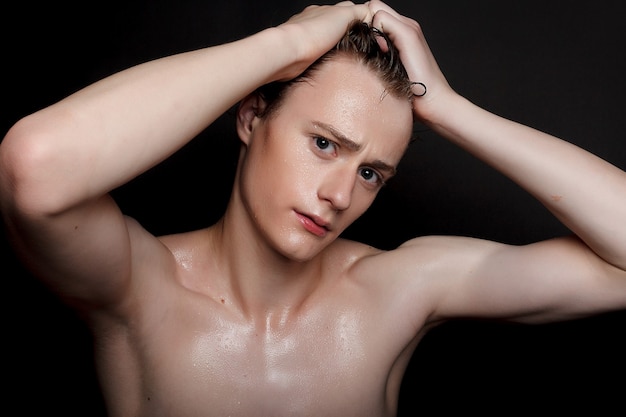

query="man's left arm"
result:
[430,93,626,271]
[367,0,626,322]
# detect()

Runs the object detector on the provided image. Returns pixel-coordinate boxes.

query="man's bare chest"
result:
[122,298,398,416]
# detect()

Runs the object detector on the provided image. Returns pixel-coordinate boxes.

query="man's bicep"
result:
[6,194,137,309]
[418,235,626,324]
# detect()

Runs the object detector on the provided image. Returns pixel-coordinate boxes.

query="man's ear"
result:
[236,92,268,145]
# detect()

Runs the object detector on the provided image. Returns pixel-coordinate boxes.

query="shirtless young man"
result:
[1,1,626,416]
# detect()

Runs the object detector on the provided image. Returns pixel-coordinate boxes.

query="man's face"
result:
[238,56,413,261]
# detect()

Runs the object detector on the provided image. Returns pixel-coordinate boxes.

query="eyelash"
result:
[312,136,385,187]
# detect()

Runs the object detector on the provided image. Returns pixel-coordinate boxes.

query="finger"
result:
[371,26,390,53]
[332,2,372,23]
[371,9,422,48]
[369,9,429,80]
[368,0,403,21]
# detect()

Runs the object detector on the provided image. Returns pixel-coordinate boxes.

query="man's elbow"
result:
[0,116,71,218]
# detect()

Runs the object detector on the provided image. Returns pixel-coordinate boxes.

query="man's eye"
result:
[315,136,336,154]
[359,167,383,185]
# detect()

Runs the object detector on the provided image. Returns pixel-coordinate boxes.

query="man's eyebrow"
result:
[313,121,361,152]
[370,159,397,177]
[313,121,397,177]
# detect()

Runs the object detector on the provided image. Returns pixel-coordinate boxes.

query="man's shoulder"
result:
[324,237,384,265]
[340,234,476,282]
[333,235,457,261]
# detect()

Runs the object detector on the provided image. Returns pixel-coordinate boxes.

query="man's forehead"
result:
[279,57,413,155]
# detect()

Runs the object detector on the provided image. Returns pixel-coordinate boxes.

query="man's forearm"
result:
[427,93,626,269]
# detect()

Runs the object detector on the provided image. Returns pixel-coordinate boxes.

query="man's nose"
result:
[317,167,356,211]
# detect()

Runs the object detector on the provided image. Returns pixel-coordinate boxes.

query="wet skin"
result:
[94,56,418,416]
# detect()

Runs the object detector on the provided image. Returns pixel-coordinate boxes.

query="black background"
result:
[3,1,626,415]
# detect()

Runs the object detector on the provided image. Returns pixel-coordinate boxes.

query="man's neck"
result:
[208,209,327,323]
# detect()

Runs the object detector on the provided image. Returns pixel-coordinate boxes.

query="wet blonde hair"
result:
[255,20,413,118]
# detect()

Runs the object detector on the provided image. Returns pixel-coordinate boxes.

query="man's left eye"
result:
[359,167,383,185]
[361,168,375,180]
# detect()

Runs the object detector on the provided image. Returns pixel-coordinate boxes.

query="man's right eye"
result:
[314,136,337,155]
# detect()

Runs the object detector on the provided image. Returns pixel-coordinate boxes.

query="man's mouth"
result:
[296,212,330,237]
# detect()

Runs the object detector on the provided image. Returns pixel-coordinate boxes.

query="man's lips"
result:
[296,211,330,237]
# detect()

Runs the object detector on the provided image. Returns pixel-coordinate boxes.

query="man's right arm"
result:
[0,3,371,311]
